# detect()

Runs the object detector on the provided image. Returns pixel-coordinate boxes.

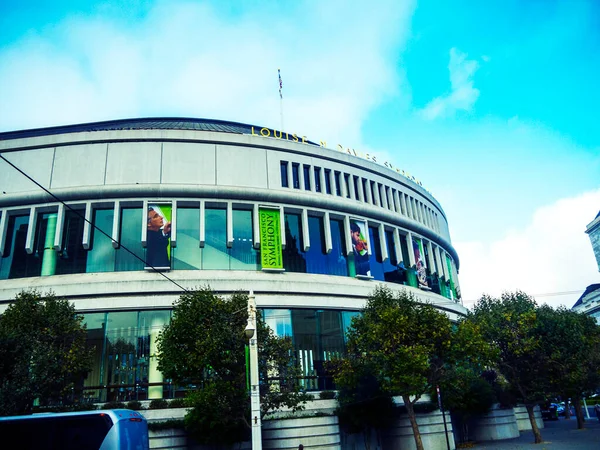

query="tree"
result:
[469,291,548,444]
[0,290,91,416]
[535,305,600,429]
[156,288,309,446]
[337,286,458,450]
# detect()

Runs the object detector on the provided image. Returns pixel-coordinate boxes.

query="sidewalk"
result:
[469,416,600,450]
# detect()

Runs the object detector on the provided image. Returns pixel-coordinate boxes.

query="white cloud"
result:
[456,189,600,310]
[0,0,415,149]
[420,47,480,120]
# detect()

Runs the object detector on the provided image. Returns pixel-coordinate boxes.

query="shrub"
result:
[102,401,126,410]
[127,400,143,411]
[319,391,336,400]
[149,399,169,410]
[148,419,186,431]
[168,398,187,408]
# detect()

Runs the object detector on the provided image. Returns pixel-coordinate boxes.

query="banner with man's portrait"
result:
[145,203,172,270]
[412,237,428,288]
[349,219,370,277]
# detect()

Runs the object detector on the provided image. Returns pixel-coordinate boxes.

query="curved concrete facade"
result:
[0,118,466,400]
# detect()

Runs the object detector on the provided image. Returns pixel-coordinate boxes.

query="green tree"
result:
[156,288,309,446]
[536,305,600,429]
[469,291,548,443]
[339,287,457,450]
[0,290,92,416]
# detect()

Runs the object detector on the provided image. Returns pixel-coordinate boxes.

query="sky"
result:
[0,0,598,309]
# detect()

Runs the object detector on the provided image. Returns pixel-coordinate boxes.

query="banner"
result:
[259,208,283,269]
[412,237,428,288]
[350,219,370,276]
[146,203,172,270]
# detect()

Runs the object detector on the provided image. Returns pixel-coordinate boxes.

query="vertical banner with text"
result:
[259,208,283,270]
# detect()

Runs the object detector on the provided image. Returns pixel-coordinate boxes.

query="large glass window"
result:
[56,209,87,275]
[0,215,34,279]
[282,213,307,273]
[344,174,350,199]
[115,208,144,271]
[291,164,300,189]
[231,209,259,270]
[368,226,385,281]
[86,209,115,273]
[314,167,322,192]
[262,309,292,337]
[328,219,349,276]
[305,216,328,275]
[334,171,341,196]
[203,207,228,270]
[324,169,332,194]
[383,230,406,285]
[173,207,201,270]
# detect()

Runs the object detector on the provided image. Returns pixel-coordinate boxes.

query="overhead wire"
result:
[0,153,189,293]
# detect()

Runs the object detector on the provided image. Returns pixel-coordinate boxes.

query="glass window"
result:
[303,165,311,190]
[344,174,350,198]
[328,219,349,276]
[334,171,341,196]
[282,213,307,273]
[383,230,405,284]
[262,309,292,337]
[292,309,318,390]
[56,209,87,275]
[86,209,115,273]
[0,215,35,279]
[305,216,328,274]
[231,209,259,270]
[291,164,300,189]
[353,176,360,200]
[341,311,361,345]
[314,167,322,192]
[115,208,144,271]
[280,161,289,188]
[173,207,201,270]
[203,208,229,270]
[82,312,108,402]
[368,226,385,281]
[324,169,332,194]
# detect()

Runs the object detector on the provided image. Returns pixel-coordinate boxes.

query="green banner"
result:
[259,208,283,269]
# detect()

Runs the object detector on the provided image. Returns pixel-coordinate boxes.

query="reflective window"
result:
[203,207,228,270]
[263,309,292,337]
[314,167,322,192]
[280,161,289,188]
[305,216,328,274]
[292,164,300,189]
[0,215,35,279]
[86,209,115,273]
[328,219,348,276]
[282,213,307,273]
[115,208,144,271]
[368,226,385,281]
[231,209,259,270]
[173,207,201,270]
[303,165,311,190]
[324,169,332,194]
[56,209,87,275]
[341,311,361,344]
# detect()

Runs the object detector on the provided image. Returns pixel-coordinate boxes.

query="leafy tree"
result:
[338,286,458,450]
[0,290,91,416]
[156,288,309,446]
[535,305,600,429]
[469,291,548,443]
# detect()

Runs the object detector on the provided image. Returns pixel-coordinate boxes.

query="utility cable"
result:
[0,153,189,292]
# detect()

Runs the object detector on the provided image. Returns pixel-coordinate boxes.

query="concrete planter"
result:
[471,404,519,441]
[513,405,543,431]
[263,415,341,450]
[382,410,455,450]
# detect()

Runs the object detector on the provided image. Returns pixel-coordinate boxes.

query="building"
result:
[0,117,466,402]
[572,210,600,323]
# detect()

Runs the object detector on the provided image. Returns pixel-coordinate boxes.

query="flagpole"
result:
[278,68,284,132]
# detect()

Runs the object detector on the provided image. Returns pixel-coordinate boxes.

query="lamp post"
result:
[245,291,262,450]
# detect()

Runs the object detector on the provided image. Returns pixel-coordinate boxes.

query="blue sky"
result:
[0,0,598,308]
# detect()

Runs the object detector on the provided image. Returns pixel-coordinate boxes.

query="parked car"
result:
[541,403,559,420]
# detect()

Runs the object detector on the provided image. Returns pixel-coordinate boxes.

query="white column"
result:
[82,202,92,250]
[343,216,353,255]
[0,211,8,256]
[365,179,373,204]
[247,293,263,450]
[253,204,260,249]
[301,209,310,251]
[324,212,332,254]
[340,173,348,198]
[426,240,435,273]
[227,202,233,248]
[171,200,177,248]
[379,223,388,262]
[400,192,407,216]
[406,232,416,267]
[53,203,65,250]
[308,166,316,192]
[111,201,120,249]
[348,175,356,200]
[286,163,293,189]
[356,177,364,202]
[298,165,305,191]
[199,200,205,247]
[393,228,402,265]
[25,207,37,254]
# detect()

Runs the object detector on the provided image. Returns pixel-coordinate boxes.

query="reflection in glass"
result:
[115,208,144,271]
[0,215,35,279]
[203,208,228,270]
[283,214,307,273]
[368,226,385,281]
[280,161,289,188]
[262,309,292,337]
[327,219,348,276]
[56,209,87,275]
[86,209,115,273]
[173,207,201,270]
[231,209,259,270]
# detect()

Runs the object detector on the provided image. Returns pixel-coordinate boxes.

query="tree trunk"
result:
[564,397,571,420]
[403,395,424,450]
[526,404,543,444]
[573,398,585,430]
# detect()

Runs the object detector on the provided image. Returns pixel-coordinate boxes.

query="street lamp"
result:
[245,291,262,450]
